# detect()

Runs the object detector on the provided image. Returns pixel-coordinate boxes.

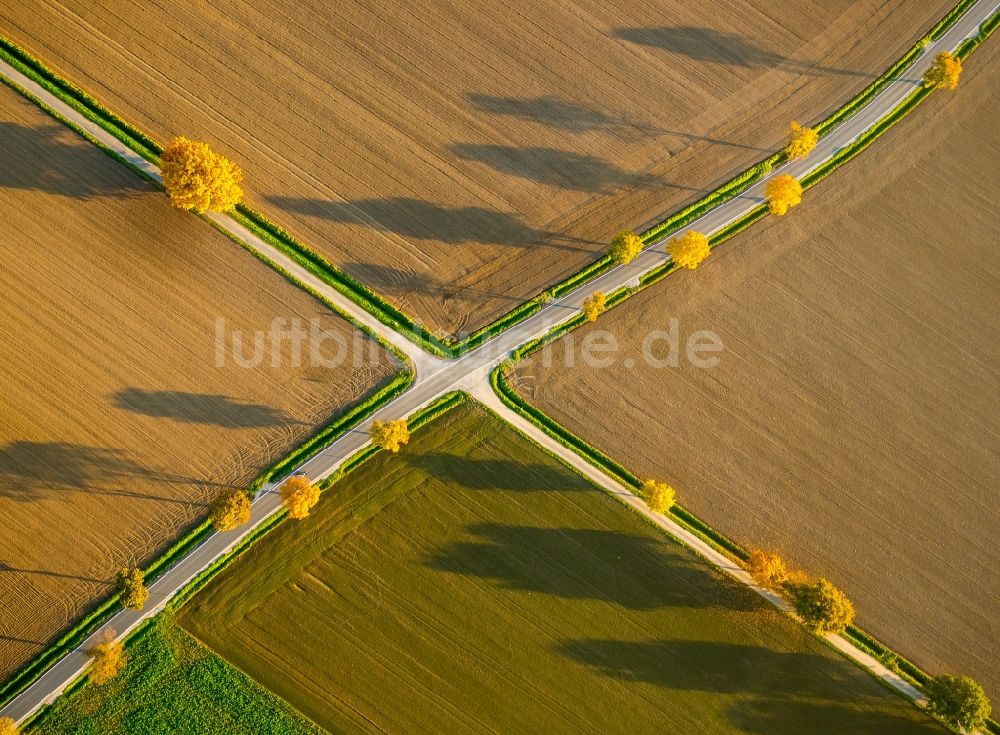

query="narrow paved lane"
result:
[0,0,994,724]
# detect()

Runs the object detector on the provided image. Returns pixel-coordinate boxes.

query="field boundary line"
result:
[0,0,985,357]
[1,0,997,728]
[0,365,413,714]
[19,391,470,732]
[470,381,935,702]
[481,14,1000,730]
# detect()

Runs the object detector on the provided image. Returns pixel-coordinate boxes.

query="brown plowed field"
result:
[0,85,396,682]
[516,40,1000,697]
[0,0,952,336]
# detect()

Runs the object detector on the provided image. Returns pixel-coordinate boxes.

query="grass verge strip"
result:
[493,361,1000,731]
[18,390,471,730]
[486,17,999,724]
[0,0,980,357]
[0,367,414,712]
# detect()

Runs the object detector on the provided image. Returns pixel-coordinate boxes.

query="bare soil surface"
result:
[0,0,951,336]
[517,39,1000,698]
[0,85,396,682]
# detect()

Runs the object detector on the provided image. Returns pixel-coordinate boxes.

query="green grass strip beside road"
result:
[929,0,980,39]
[0,38,160,161]
[228,206,452,357]
[0,38,452,358]
[0,0,981,357]
[0,368,414,713]
[492,362,1000,732]
[19,392,471,730]
[487,17,1000,727]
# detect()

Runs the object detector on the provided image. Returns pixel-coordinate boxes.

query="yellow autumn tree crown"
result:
[923,51,962,91]
[280,474,321,520]
[582,291,606,322]
[210,488,252,531]
[668,231,710,269]
[765,174,803,216]
[785,121,818,160]
[161,136,244,213]
[116,566,148,610]
[88,629,126,686]
[641,479,675,514]
[609,230,643,264]
[371,419,410,453]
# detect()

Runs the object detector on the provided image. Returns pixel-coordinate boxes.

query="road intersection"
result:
[1,0,995,723]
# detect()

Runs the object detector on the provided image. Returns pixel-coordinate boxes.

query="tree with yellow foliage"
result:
[746,548,788,589]
[582,291,606,322]
[160,137,244,213]
[88,629,126,686]
[765,174,803,216]
[371,419,410,453]
[641,479,675,514]
[280,473,321,520]
[609,230,643,264]
[115,566,148,610]
[784,121,818,160]
[668,231,710,269]
[787,578,855,634]
[210,488,252,532]
[923,51,962,91]
[0,717,19,735]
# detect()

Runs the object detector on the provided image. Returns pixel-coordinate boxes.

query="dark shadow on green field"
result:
[557,639,861,696]
[557,639,942,734]
[728,698,945,734]
[411,453,590,492]
[424,522,758,611]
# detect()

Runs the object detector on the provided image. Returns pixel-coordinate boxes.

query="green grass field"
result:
[178,402,943,734]
[29,619,322,735]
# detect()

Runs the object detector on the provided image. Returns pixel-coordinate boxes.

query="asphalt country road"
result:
[1,0,995,724]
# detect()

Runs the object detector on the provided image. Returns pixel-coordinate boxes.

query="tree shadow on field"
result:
[0,561,104,585]
[0,440,217,504]
[424,523,757,611]
[341,262,438,295]
[465,93,771,152]
[0,122,148,199]
[450,144,659,194]
[411,453,590,492]
[0,633,46,646]
[727,697,945,734]
[466,93,643,135]
[612,26,872,79]
[113,388,297,429]
[557,639,860,697]
[267,195,592,253]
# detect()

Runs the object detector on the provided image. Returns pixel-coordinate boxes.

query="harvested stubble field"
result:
[516,38,1000,699]
[180,402,944,734]
[0,84,396,682]
[0,0,952,337]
